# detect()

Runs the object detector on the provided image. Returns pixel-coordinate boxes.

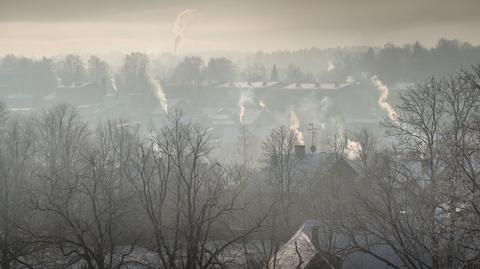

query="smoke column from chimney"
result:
[346,138,361,160]
[110,77,118,92]
[289,110,305,145]
[150,77,168,113]
[259,100,266,109]
[173,9,196,53]
[327,60,335,72]
[371,75,399,124]
[238,90,253,123]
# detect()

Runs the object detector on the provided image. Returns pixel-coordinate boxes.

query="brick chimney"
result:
[295,145,306,159]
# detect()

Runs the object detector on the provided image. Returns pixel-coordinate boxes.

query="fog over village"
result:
[1,1,480,268]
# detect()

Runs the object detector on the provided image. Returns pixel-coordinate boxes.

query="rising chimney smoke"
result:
[238,90,253,123]
[289,110,304,145]
[327,60,335,72]
[371,75,399,124]
[110,77,118,92]
[259,100,266,109]
[346,138,361,160]
[173,9,196,53]
[150,77,168,113]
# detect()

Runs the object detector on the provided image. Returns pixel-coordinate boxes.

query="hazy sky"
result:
[1,0,480,56]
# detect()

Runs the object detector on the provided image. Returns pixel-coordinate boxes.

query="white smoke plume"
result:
[327,60,335,72]
[150,77,168,113]
[346,139,362,160]
[110,77,118,92]
[297,94,333,150]
[259,100,266,109]
[173,9,196,53]
[238,90,253,123]
[371,75,399,124]
[289,110,305,145]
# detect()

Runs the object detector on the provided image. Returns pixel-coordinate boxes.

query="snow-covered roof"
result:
[269,228,318,269]
[215,81,281,89]
[284,83,319,90]
[270,220,342,269]
[58,82,95,89]
[283,82,354,90]
[213,81,356,91]
[6,107,36,112]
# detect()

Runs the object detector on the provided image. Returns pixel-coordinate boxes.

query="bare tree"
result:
[437,66,480,266]
[384,78,447,268]
[132,113,265,269]
[352,128,377,169]
[262,126,301,240]
[30,106,140,269]
[255,125,307,269]
[0,115,38,269]
[294,129,376,266]
[341,148,437,269]
[340,77,470,268]
[35,104,89,173]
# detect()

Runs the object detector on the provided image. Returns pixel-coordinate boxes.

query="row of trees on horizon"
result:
[2,39,480,97]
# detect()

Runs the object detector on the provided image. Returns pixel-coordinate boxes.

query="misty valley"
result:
[1,1,480,268]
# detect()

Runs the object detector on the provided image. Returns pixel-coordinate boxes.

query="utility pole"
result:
[240,125,248,167]
[308,122,319,154]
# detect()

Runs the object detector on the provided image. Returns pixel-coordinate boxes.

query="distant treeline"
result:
[244,38,480,83]
[1,38,480,96]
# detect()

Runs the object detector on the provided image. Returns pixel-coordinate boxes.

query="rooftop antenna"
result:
[308,122,319,154]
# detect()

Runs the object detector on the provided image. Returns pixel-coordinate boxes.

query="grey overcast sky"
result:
[1,0,480,55]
